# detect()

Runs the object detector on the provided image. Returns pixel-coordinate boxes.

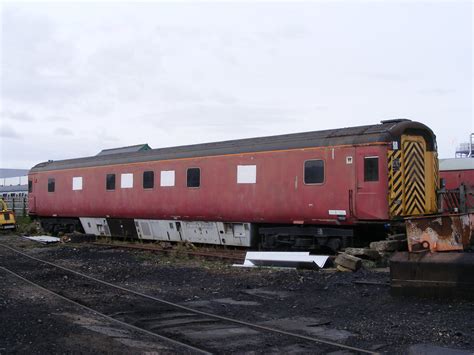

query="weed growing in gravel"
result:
[197,259,229,271]
[14,216,42,235]
[133,252,157,262]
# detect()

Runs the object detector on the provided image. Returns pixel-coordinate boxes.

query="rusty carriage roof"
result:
[30,119,436,173]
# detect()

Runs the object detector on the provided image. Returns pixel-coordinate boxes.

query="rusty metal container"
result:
[390,213,474,299]
[406,213,472,252]
[390,251,474,299]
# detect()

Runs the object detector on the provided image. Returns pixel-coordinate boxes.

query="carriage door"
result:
[388,135,437,217]
[28,177,36,214]
[355,150,384,219]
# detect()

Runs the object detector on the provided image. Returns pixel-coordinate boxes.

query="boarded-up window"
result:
[160,170,175,187]
[106,174,115,190]
[72,177,83,190]
[304,160,324,184]
[187,168,200,188]
[143,171,154,189]
[364,157,379,182]
[237,165,256,184]
[121,173,133,188]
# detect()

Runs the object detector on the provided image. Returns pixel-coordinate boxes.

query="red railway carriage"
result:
[28,119,438,250]
[439,158,474,213]
[439,159,474,190]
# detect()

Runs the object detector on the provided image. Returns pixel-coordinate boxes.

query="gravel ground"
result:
[1,234,473,354]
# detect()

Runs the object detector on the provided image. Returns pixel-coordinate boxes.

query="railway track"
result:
[0,243,378,354]
[92,241,247,264]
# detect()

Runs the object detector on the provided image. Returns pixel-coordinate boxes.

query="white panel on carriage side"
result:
[79,218,111,236]
[135,219,156,240]
[233,223,245,237]
[160,171,175,187]
[150,220,183,242]
[134,219,183,241]
[216,222,252,247]
[72,177,83,190]
[121,173,133,188]
[237,165,256,184]
[135,220,152,239]
[141,221,152,237]
[160,221,183,242]
[181,221,221,244]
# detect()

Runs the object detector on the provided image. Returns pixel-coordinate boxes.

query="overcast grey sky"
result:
[0,1,472,169]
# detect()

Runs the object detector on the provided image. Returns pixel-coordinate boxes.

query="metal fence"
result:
[2,197,28,217]
[438,184,474,214]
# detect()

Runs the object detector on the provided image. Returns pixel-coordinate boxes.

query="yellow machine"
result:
[0,198,16,230]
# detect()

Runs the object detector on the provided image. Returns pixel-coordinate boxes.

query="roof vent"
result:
[96,144,152,156]
[380,118,411,124]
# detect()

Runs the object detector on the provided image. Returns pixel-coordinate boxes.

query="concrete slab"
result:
[242,288,292,299]
[143,317,218,329]
[260,317,353,342]
[182,325,260,340]
[344,247,381,260]
[213,297,261,306]
[267,343,320,354]
[83,326,169,351]
[84,325,132,338]
[116,338,169,350]
[142,312,197,320]
[408,344,473,355]
[182,300,213,308]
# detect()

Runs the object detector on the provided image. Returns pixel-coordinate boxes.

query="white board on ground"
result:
[233,251,329,269]
[23,236,61,244]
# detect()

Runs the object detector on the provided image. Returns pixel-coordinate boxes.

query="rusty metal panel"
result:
[406,214,472,252]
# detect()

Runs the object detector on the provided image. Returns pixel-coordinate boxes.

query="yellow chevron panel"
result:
[424,151,438,213]
[403,136,426,215]
[388,149,404,217]
[388,135,438,218]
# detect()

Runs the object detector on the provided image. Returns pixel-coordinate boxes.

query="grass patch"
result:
[14,216,41,235]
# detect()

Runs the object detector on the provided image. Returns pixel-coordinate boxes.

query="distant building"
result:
[439,158,474,172]
[0,168,29,198]
[455,133,474,158]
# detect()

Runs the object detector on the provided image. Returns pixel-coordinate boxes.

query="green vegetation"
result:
[14,216,41,235]
[133,252,157,263]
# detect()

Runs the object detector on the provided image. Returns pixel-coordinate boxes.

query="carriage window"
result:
[48,178,55,192]
[143,171,154,189]
[106,174,116,190]
[187,168,200,188]
[28,180,32,193]
[304,160,324,184]
[364,157,379,182]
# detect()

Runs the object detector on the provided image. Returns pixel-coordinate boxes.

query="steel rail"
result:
[0,265,210,355]
[92,242,246,263]
[0,243,378,354]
